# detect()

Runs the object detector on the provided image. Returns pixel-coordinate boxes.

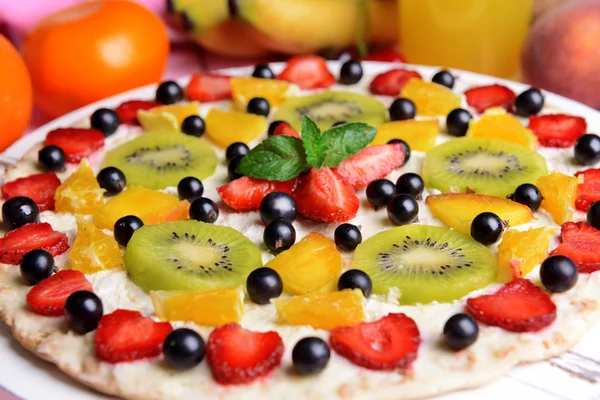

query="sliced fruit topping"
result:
[464,84,516,114]
[231,77,290,110]
[528,114,587,148]
[217,176,297,212]
[207,323,284,385]
[26,270,92,316]
[536,172,578,224]
[369,68,422,96]
[551,221,600,273]
[145,200,190,225]
[151,286,244,326]
[372,119,439,150]
[274,289,365,330]
[102,131,218,189]
[271,121,300,138]
[352,224,497,304]
[205,108,267,148]
[334,144,405,189]
[422,137,548,198]
[330,313,420,371]
[363,48,407,63]
[293,167,359,223]
[45,128,104,163]
[0,222,68,265]
[124,220,262,292]
[69,216,123,274]
[278,55,335,90]
[1,172,61,212]
[186,73,232,102]
[400,78,461,117]
[54,159,105,214]
[466,108,537,149]
[95,309,173,363]
[93,187,181,230]
[497,227,556,282]
[137,102,200,132]
[274,91,386,131]
[575,168,600,212]
[426,193,534,234]
[466,278,557,332]
[114,100,159,125]
[265,232,341,295]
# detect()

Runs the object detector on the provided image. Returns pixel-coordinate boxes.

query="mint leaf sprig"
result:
[236,117,376,181]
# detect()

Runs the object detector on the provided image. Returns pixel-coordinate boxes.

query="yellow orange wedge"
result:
[497,227,556,282]
[205,108,267,148]
[372,119,439,150]
[231,77,290,110]
[536,172,578,224]
[54,159,105,214]
[467,108,537,149]
[400,78,461,117]
[137,102,200,132]
[69,216,123,274]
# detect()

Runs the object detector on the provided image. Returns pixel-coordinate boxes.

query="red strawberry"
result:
[0,222,69,265]
[334,144,405,189]
[272,122,300,139]
[186,73,232,102]
[464,84,516,113]
[206,323,284,385]
[330,313,420,371]
[45,128,104,163]
[363,48,407,63]
[1,173,61,211]
[293,167,359,223]
[529,114,587,148]
[26,270,92,316]
[575,168,600,212]
[369,69,422,96]
[466,278,557,332]
[95,309,173,363]
[114,100,159,125]
[551,221,600,273]
[278,55,335,90]
[217,176,297,212]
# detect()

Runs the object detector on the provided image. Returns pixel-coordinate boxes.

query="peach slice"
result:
[231,77,290,110]
[205,108,267,148]
[400,78,461,117]
[372,119,439,150]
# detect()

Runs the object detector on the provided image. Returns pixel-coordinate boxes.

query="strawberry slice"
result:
[330,313,420,371]
[464,84,516,113]
[575,168,600,212]
[551,221,600,273]
[293,167,359,223]
[272,122,300,139]
[26,270,92,316]
[363,48,407,63]
[206,323,284,385]
[217,176,297,212]
[334,144,406,189]
[466,278,557,332]
[529,114,587,148]
[278,55,335,90]
[0,222,69,264]
[186,73,232,102]
[45,128,105,163]
[369,69,422,96]
[1,173,61,212]
[114,100,159,125]
[95,309,173,363]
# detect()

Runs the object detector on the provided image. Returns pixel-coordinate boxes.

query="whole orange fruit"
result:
[0,35,33,151]
[23,0,169,118]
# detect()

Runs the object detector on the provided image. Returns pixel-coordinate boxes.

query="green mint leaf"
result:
[301,116,326,169]
[236,136,307,181]
[319,123,376,167]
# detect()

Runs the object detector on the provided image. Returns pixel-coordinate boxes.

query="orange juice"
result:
[399,0,533,78]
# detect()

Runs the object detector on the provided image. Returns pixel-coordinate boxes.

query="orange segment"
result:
[145,200,190,225]
[274,289,365,330]
[265,232,342,295]
[231,77,290,110]
[69,216,123,274]
[54,159,105,214]
[151,286,244,326]
[137,102,200,132]
[372,119,439,150]
[400,78,461,117]
[536,172,578,224]
[205,108,267,148]
[497,227,556,282]
[467,108,537,149]
[426,193,535,233]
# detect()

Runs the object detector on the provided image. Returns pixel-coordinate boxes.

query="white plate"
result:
[2,62,600,400]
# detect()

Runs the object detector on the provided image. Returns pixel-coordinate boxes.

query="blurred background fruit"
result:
[22,0,169,118]
[0,35,32,151]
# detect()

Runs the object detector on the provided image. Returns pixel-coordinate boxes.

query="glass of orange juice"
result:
[399,0,533,78]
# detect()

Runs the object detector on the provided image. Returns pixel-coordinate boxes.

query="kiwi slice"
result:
[422,137,548,197]
[352,224,497,305]
[125,220,262,292]
[102,132,217,190]
[274,91,387,131]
